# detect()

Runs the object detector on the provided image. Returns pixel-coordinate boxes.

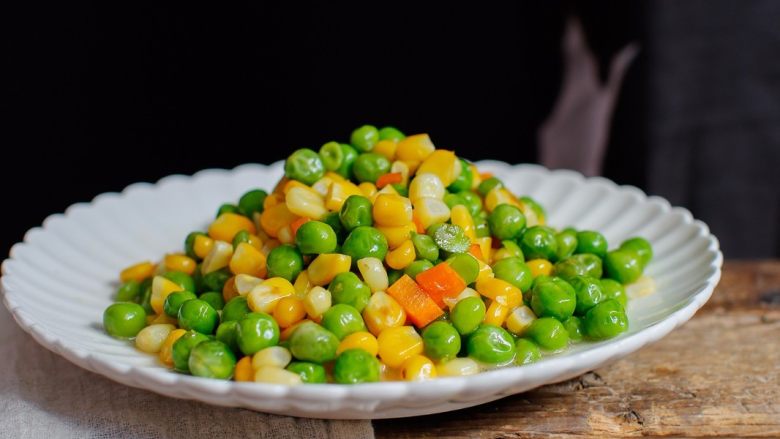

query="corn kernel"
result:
[285,187,327,220]
[254,366,302,385]
[260,203,299,238]
[120,261,155,283]
[147,313,177,325]
[381,363,403,381]
[469,164,482,189]
[263,192,283,210]
[325,181,364,211]
[337,331,379,356]
[408,173,445,201]
[483,300,510,326]
[358,182,377,198]
[247,277,295,313]
[413,197,450,229]
[193,235,215,259]
[376,223,416,249]
[357,257,389,293]
[436,357,480,377]
[443,287,480,309]
[527,259,553,277]
[303,286,331,320]
[476,259,494,283]
[135,324,175,354]
[307,253,351,286]
[273,296,306,328]
[377,325,424,368]
[484,188,521,213]
[390,160,410,185]
[252,346,292,369]
[450,205,476,241]
[396,134,435,171]
[235,274,263,296]
[150,275,185,315]
[476,277,523,308]
[163,254,196,275]
[229,242,267,277]
[208,213,256,243]
[416,149,461,186]
[158,328,187,366]
[222,276,239,302]
[369,184,398,204]
[474,237,493,264]
[245,233,264,251]
[373,194,413,227]
[261,277,296,296]
[201,240,233,274]
[362,291,406,336]
[505,305,537,335]
[311,175,335,197]
[373,139,398,161]
[293,270,312,297]
[385,240,416,270]
[401,355,437,381]
[234,356,254,382]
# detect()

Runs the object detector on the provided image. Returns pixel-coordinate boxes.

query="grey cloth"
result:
[0,305,374,439]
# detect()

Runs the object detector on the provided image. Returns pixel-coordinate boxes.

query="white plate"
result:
[1,161,722,419]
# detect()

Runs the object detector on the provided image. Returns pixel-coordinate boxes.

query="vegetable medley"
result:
[103,125,653,384]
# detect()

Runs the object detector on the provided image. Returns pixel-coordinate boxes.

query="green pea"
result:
[341,226,388,262]
[236,312,280,355]
[604,250,642,284]
[339,195,373,231]
[103,302,146,338]
[139,279,154,315]
[295,221,338,254]
[232,230,251,248]
[583,299,628,340]
[178,299,219,335]
[530,276,576,321]
[350,125,380,152]
[321,304,366,340]
[188,340,237,379]
[554,253,603,280]
[411,232,439,262]
[488,204,526,240]
[575,231,608,259]
[443,192,465,209]
[191,265,204,292]
[473,216,491,238]
[519,226,559,261]
[202,268,231,292]
[447,159,474,193]
[405,259,434,280]
[515,338,542,365]
[333,349,381,384]
[492,257,533,291]
[319,141,344,171]
[353,153,391,183]
[184,231,208,260]
[422,321,461,361]
[477,177,503,197]
[562,316,584,342]
[322,211,346,244]
[555,229,578,261]
[163,271,195,293]
[116,280,141,302]
[428,223,471,254]
[285,148,325,185]
[199,291,225,311]
[451,296,487,335]
[391,183,408,197]
[495,240,524,261]
[569,276,605,315]
[378,126,406,142]
[172,330,210,372]
[336,143,359,179]
[286,361,327,383]
[387,269,404,286]
[328,272,371,312]
[600,278,627,308]
[288,321,339,363]
[221,296,251,322]
[215,320,240,354]
[163,290,197,317]
[525,317,569,351]
[446,253,480,285]
[459,191,483,216]
[238,189,268,217]
[467,324,516,364]
[620,237,653,268]
[519,196,547,223]
[266,244,304,282]
[216,203,241,217]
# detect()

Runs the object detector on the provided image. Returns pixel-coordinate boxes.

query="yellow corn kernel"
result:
[235,274,263,296]
[476,259,494,283]
[201,240,233,274]
[436,357,480,377]
[380,363,403,381]
[193,235,214,259]
[376,223,416,249]
[396,134,435,172]
[208,213,256,243]
[147,313,177,325]
[357,257,388,293]
[254,366,302,385]
[277,225,294,244]
[483,301,510,326]
[273,296,306,328]
[385,240,416,270]
[222,276,240,302]
[390,160,410,185]
[252,346,292,369]
[245,233,264,251]
[135,323,175,354]
[311,175,335,197]
[234,356,254,382]
[450,205,476,241]
[325,181,364,211]
[469,164,482,190]
[303,286,331,320]
[260,203,299,238]
[307,253,351,286]
[362,291,406,336]
[247,277,295,313]
[485,188,521,213]
[413,197,450,229]
[416,149,461,187]
[120,261,155,283]
[263,192,283,210]
[158,328,187,367]
[474,237,493,263]
[476,277,523,308]
[373,139,398,161]
[527,259,553,277]
[369,184,399,204]
[150,275,184,315]
[377,325,424,368]
[260,277,296,296]
[229,242,267,277]
[443,287,480,310]
[401,355,437,381]
[337,331,379,356]
[408,173,445,201]
[373,194,413,227]
[282,179,310,195]
[293,270,312,297]
[286,186,327,220]
[325,171,346,182]
[505,305,537,336]
[358,182,377,198]
[163,254,196,275]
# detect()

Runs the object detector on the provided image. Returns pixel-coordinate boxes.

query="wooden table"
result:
[374,260,780,438]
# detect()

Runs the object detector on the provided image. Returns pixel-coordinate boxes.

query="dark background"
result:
[3,2,778,258]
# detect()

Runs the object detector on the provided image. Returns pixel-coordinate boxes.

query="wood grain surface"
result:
[374,260,780,438]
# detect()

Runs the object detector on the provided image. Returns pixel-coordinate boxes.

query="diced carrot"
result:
[415,263,467,309]
[468,243,484,261]
[479,172,493,180]
[290,217,311,237]
[376,172,403,189]
[412,214,426,234]
[386,275,444,328]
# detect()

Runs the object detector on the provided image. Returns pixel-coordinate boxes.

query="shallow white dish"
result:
[1,161,722,419]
